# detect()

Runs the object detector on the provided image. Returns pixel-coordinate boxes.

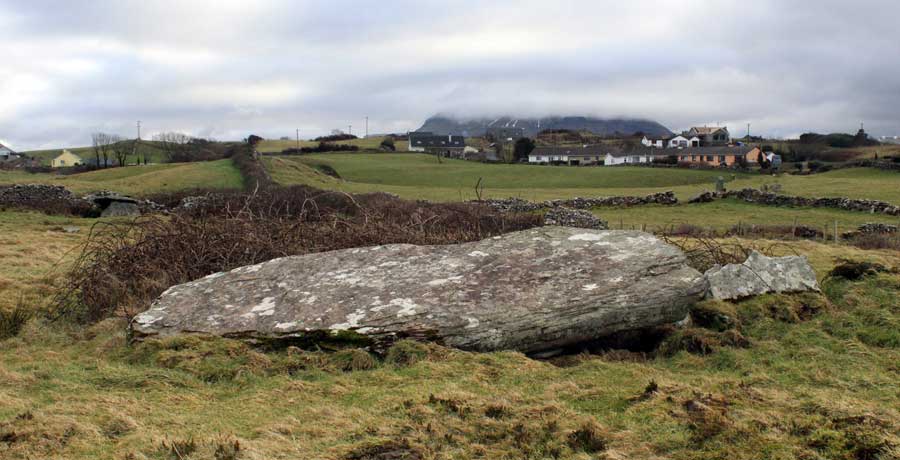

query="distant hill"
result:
[417,115,672,138]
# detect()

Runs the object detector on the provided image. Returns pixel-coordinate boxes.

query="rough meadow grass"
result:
[0,159,243,196]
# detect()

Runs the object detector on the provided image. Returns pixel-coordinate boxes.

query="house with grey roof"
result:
[408,131,466,157]
[685,126,730,146]
[0,142,21,161]
[528,145,671,166]
[528,146,607,165]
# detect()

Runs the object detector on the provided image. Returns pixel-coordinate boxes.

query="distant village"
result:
[408,125,781,169]
[0,119,889,173]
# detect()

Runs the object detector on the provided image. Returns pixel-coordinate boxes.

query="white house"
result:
[667,135,701,148]
[528,146,670,166]
[0,142,19,161]
[604,149,671,166]
[641,135,673,148]
[528,146,606,166]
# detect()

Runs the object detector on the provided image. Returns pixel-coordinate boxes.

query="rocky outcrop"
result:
[542,207,608,229]
[478,191,678,213]
[704,251,819,300]
[84,191,164,216]
[131,227,707,353]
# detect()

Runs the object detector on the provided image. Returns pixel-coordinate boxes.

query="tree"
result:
[247,134,264,146]
[91,133,114,168]
[110,135,132,167]
[153,132,194,162]
[513,137,536,162]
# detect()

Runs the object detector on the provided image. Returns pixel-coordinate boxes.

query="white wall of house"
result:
[668,136,702,148]
[528,153,604,164]
[604,153,661,165]
[641,137,666,148]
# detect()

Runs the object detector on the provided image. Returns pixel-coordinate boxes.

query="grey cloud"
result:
[1,0,899,150]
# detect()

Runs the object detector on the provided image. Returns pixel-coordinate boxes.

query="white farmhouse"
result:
[528,146,607,166]
[0,142,19,161]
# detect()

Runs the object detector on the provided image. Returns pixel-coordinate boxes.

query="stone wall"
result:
[0,184,95,215]
[0,184,162,217]
[718,188,900,216]
[477,191,678,213]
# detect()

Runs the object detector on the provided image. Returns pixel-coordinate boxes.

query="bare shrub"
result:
[54,188,542,323]
[660,235,795,273]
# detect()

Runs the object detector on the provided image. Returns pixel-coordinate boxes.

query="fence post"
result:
[792,217,798,240]
[834,220,838,243]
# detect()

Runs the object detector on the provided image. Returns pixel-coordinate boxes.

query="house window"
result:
[719,155,726,163]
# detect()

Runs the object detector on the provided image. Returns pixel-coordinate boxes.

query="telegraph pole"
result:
[365,116,369,138]
[296,128,300,150]
[137,120,141,140]
[348,125,352,136]
[747,123,750,139]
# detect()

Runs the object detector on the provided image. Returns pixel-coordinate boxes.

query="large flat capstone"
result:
[704,251,819,300]
[130,227,707,352]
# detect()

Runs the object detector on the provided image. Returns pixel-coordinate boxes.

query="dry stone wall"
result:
[710,188,900,216]
[477,191,678,213]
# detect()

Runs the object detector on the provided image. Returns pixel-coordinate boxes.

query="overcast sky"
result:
[2,0,899,150]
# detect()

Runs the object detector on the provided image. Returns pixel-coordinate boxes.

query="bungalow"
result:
[685,126,730,146]
[51,150,84,168]
[408,131,466,157]
[528,146,607,165]
[604,147,673,166]
[676,146,761,167]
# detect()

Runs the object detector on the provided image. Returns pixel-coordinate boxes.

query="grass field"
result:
[1,211,898,458]
[23,141,170,166]
[257,136,409,153]
[265,154,752,201]
[0,159,243,196]
[600,199,900,235]
[265,153,900,203]
[2,153,899,458]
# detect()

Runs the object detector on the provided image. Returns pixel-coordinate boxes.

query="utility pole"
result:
[348,124,352,136]
[296,128,300,150]
[365,116,369,138]
[135,121,142,166]
[747,123,750,139]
